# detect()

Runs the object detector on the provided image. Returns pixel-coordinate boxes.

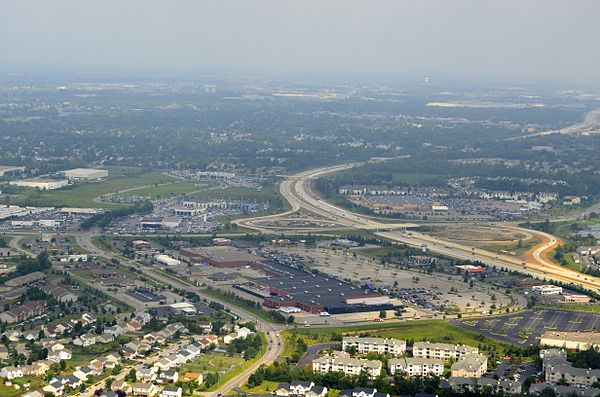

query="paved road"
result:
[75,229,284,397]
[237,162,600,293]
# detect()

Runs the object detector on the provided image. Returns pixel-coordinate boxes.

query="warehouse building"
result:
[238,262,394,314]
[540,331,600,350]
[63,168,108,181]
[154,254,181,267]
[0,165,26,178]
[179,246,260,268]
[10,179,69,190]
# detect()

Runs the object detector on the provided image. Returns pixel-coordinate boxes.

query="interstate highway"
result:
[238,163,600,293]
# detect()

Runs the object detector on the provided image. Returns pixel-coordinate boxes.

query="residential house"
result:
[181,372,203,383]
[111,380,132,394]
[43,380,64,395]
[338,388,390,397]
[96,333,115,344]
[160,386,183,397]
[158,370,179,384]
[0,345,9,360]
[0,300,46,323]
[275,381,327,397]
[0,365,24,380]
[73,333,97,347]
[132,382,158,397]
[48,349,72,362]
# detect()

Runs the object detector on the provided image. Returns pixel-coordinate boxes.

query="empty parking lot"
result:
[454,309,600,346]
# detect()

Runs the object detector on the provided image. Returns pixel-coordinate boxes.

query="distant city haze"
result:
[1,0,599,83]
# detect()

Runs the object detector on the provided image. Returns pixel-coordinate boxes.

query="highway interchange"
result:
[237,162,600,293]
[4,161,600,395]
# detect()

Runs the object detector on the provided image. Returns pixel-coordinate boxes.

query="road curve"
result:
[239,162,600,293]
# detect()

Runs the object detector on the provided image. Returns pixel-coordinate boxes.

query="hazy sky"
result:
[1,0,599,83]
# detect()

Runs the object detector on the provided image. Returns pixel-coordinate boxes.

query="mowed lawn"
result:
[122,181,210,199]
[14,169,176,208]
[283,320,508,356]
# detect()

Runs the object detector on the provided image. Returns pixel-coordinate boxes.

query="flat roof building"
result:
[63,168,108,181]
[243,263,392,314]
[154,254,181,267]
[10,179,68,190]
[541,331,600,351]
[532,285,563,295]
[0,165,26,178]
[179,246,260,268]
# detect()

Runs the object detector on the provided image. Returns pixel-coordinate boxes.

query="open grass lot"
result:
[13,168,176,208]
[122,181,211,199]
[186,334,267,392]
[0,376,45,397]
[392,172,445,185]
[241,380,280,394]
[283,320,509,357]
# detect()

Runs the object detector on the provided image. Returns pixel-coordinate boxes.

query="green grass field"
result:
[190,184,290,214]
[392,172,445,185]
[13,168,176,208]
[122,181,211,199]
[283,320,508,357]
[0,376,45,397]
[190,333,267,392]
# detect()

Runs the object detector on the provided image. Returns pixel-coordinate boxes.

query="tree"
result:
[379,310,387,319]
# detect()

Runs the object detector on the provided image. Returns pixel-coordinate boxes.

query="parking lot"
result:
[456,309,600,346]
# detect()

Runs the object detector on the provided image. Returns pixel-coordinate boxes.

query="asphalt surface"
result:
[237,162,600,293]
[74,229,285,397]
[454,308,600,346]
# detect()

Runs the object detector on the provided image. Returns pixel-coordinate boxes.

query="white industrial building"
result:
[0,165,26,177]
[10,179,69,190]
[532,285,563,295]
[63,168,108,181]
[154,254,181,267]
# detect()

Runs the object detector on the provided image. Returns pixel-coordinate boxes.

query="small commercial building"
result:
[10,179,68,190]
[179,246,260,268]
[154,254,181,267]
[532,285,563,295]
[63,168,108,181]
[0,165,26,178]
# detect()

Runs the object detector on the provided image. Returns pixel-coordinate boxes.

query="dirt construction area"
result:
[273,245,516,316]
[427,224,531,247]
